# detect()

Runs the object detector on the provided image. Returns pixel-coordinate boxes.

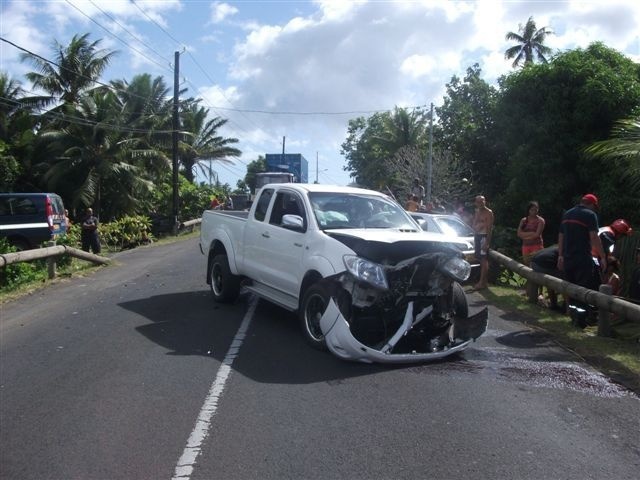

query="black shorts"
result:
[474,234,488,259]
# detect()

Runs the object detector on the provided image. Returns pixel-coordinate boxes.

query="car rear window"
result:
[0,197,39,216]
[51,196,65,215]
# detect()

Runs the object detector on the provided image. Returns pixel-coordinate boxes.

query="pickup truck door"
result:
[247,189,308,297]
[242,188,275,282]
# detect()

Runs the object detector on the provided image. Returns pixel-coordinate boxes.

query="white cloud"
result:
[0,1,48,74]
[400,55,436,79]
[3,0,640,187]
[313,0,360,22]
[210,2,239,24]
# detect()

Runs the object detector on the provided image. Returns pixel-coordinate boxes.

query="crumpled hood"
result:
[325,228,450,244]
[326,229,462,264]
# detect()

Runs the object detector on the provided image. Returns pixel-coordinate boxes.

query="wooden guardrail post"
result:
[598,284,613,337]
[488,249,640,324]
[526,279,538,303]
[46,240,57,279]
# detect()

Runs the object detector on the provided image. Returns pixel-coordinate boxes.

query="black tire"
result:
[299,283,329,351]
[452,281,469,319]
[209,254,241,303]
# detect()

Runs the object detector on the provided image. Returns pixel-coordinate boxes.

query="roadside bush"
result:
[0,237,45,290]
[55,224,82,267]
[100,215,154,252]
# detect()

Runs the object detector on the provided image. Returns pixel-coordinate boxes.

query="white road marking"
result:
[172,296,257,480]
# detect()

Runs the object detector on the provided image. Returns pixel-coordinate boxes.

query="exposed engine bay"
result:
[316,249,488,363]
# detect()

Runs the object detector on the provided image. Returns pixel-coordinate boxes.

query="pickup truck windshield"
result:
[309,192,418,230]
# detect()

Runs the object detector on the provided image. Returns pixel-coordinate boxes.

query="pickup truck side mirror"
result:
[282,214,305,231]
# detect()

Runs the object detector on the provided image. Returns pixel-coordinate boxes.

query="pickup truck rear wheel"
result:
[210,254,241,303]
[299,284,329,351]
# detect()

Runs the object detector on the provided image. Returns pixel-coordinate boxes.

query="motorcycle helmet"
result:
[610,219,632,237]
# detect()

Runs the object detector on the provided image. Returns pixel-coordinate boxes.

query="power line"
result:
[63,0,172,74]
[1,36,167,108]
[130,0,185,49]
[87,0,171,68]
[0,95,174,134]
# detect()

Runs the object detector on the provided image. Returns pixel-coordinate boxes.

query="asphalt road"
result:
[1,237,639,480]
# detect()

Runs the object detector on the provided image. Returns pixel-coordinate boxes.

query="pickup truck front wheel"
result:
[452,281,469,319]
[210,254,241,303]
[299,284,329,351]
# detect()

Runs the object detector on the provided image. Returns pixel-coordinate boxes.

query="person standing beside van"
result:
[81,208,101,254]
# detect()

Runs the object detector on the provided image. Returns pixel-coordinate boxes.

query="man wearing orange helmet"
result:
[594,218,633,257]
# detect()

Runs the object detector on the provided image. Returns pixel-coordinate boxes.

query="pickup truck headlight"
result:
[343,255,389,290]
[439,257,471,282]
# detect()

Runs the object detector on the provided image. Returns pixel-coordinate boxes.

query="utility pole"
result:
[281,136,286,171]
[427,102,433,203]
[172,51,180,235]
[315,152,319,183]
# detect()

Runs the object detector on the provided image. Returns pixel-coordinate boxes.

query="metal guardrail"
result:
[488,249,640,334]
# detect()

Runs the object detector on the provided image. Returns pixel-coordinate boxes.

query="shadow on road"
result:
[120,290,406,384]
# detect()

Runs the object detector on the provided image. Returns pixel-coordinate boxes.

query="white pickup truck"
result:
[200,183,487,363]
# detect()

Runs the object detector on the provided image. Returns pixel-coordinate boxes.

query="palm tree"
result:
[585,117,640,190]
[41,88,165,218]
[21,33,117,108]
[375,106,427,153]
[110,74,174,182]
[179,100,241,183]
[0,72,47,190]
[505,16,553,68]
[0,73,25,140]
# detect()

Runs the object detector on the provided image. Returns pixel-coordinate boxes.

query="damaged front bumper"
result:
[320,295,489,364]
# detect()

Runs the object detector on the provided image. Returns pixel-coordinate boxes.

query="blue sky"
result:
[1,0,639,188]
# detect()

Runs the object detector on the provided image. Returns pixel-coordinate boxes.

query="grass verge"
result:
[482,285,640,393]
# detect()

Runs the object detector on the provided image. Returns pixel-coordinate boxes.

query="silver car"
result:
[410,212,478,267]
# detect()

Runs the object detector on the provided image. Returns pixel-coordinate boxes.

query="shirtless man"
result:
[472,195,494,289]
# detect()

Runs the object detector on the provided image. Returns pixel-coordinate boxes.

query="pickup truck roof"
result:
[260,183,389,197]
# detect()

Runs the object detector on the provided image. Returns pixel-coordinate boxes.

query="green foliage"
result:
[0,141,20,190]
[149,172,232,223]
[55,224,82,267]
[99,215,154,251]
[496,42,640,237]
[434,64,505,201]
[234,179,249,195]
[244,156,267,193]
[0,238,45,290]
[179,98,242,183]
[179,180,220,220]
[504,16,553,68]
[491,225,522,260]
[496,269,527,288]
[341,107,429,190]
